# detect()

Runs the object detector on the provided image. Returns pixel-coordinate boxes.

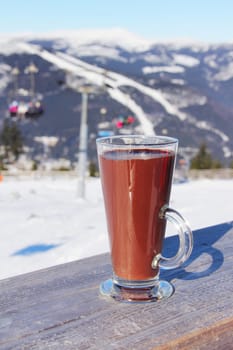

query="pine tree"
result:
[190,143,215,170]
[0,120,24,162]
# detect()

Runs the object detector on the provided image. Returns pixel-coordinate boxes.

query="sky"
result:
[0,0,232,42]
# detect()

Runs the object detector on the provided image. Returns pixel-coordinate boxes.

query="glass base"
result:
[99,279,174,303]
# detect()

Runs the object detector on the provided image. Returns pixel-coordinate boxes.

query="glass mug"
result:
[96,135,193,302]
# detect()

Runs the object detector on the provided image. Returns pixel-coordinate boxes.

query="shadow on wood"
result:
[161,221,233,281]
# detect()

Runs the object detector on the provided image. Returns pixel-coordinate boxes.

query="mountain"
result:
[0,29,233,166]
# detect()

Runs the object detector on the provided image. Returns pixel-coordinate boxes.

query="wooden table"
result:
[0,222,233,349]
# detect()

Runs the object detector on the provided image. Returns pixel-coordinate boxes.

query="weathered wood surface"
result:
[0,222,232,349]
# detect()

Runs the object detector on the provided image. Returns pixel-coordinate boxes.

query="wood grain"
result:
[0,221,232,349]
[155,317,233,350]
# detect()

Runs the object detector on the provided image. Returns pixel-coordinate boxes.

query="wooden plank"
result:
[0,222,232,349]
[155,317,233,350]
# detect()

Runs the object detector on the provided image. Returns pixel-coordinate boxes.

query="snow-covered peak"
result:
[0,28,154,53]
[51,28,153,51]
[1,28,233,56]
[0,36,28,55]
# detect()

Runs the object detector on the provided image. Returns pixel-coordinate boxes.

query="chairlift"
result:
[115,115,135,129]
[9,98,44,118]
[9,62,44,118]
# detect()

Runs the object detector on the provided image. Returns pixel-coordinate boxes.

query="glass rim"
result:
[96,134,178,147]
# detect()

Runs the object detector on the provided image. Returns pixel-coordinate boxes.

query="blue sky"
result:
[0,0,232,42]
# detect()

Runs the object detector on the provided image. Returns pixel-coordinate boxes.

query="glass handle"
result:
[152,205,193,270]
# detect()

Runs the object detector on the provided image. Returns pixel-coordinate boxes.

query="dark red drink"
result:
[99,148,175,281]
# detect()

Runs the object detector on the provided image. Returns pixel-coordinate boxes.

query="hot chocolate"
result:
[99,148,175,281]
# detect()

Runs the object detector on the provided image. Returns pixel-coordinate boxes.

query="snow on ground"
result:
[142,65,185,74]
[214,61,233,81]
[0,175,232,281]
[172,54,200,67]
[0,63,12,93]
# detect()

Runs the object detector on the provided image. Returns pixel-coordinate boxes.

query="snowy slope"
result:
[0,175,232,280]
[18,42,231,145]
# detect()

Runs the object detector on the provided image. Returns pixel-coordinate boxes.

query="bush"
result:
[89,161,98,177]
[31,161,38,171]
[0,156,7,171]
[57,166,71,171]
